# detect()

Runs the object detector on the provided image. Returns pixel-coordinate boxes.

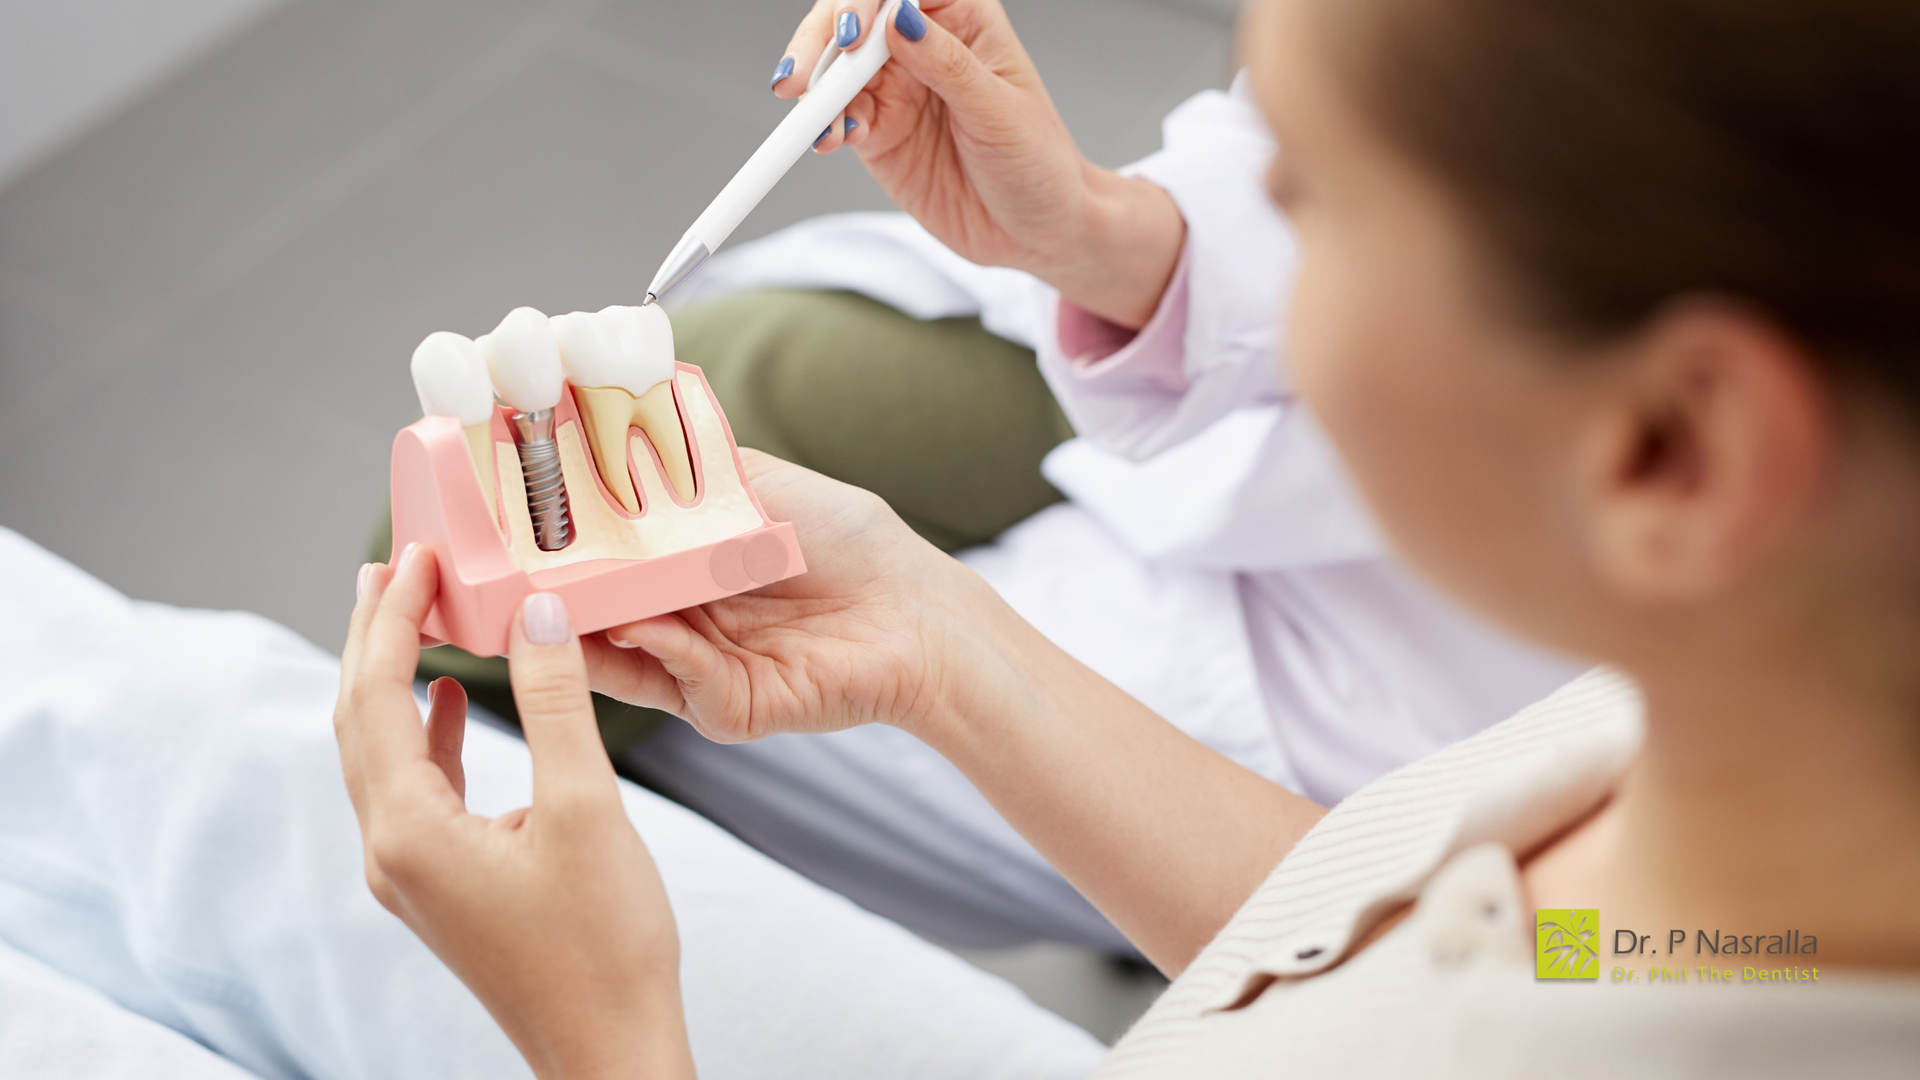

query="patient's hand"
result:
[586,450,980,742]
[336,548,696,1080]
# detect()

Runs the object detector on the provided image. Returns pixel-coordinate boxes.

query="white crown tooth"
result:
[553,311,625,391]
[410,331,495,427]
[634,302,675,374]
[598,304,675,391]
[480,306,563,413]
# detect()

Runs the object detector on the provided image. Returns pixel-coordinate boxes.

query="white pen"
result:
[641,0,905,306]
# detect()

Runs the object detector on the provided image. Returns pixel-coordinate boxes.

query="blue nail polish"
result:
[835,11,860,48]
[894,0,926,42]
[815,126,831,147]
[769,55,794,91]
[844,117,859,132]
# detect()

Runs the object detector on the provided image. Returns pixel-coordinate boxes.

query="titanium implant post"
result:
[510,408,571,551]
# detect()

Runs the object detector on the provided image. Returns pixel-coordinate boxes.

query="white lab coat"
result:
[640,76,1581,949]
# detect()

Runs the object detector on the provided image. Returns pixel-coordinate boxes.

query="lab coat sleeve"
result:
[1034,71,1298,461]
[1034,74,1387,568]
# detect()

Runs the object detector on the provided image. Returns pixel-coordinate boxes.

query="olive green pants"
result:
[377,290,1074,748]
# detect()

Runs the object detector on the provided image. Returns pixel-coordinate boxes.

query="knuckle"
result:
[367,825,424,879]
[345,679,387,716]
[848,488,901,533]
[933,44,973,84]
[856,487,891,516]
[363,861,400,911]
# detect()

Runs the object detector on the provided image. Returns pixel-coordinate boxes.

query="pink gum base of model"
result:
[389,362,805,657]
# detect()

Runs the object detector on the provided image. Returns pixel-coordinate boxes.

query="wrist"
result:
[525,975,696,1080]
[897,556,1051,761]
[1031,168,1185,330]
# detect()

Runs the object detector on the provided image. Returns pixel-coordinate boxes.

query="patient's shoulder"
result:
[1287,668,1641,867]
[1109,670,1644,1062]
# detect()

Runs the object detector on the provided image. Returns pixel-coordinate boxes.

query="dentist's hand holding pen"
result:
[774,0,1187,329]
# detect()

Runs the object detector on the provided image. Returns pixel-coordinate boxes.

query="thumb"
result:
[507,592,620,811]
[885,0,1013,122]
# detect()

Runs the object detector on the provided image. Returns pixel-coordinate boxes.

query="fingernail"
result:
[894,0,925,42]
[815,125,831,147]
[768,55,794,91]
[844,117,859,132]
[835,11,860,47]
[397,542,420,573]
[356,563,373,600]
[523,592,570,646]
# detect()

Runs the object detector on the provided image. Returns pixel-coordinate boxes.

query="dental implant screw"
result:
[510,408,571,551]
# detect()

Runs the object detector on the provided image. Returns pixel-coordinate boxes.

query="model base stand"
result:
[390,362,805,657]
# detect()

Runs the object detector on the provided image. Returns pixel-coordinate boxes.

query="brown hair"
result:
[1328,0,1920,410]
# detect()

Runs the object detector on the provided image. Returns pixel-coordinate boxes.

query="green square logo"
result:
[1535,909,1599,979]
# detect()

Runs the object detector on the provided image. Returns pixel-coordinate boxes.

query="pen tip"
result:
[641,292,657,307]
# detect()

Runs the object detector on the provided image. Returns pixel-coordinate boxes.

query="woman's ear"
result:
[1580,300,1833,606]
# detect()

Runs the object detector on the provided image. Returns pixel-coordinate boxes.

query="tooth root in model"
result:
[410,330,499,520]
[480,306,572,551]
[553,303,694,512]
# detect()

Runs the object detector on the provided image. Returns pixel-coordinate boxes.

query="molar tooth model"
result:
[552,304,693,510]
[395,303,806,657]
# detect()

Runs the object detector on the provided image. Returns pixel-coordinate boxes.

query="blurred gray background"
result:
[0,0,1237,1043]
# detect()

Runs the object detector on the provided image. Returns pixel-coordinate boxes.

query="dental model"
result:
[395,302,805,657]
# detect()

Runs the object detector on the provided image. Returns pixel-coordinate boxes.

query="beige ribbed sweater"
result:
[1093,669,1920,1078]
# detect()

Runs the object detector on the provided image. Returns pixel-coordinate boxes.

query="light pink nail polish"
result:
[397,542,421,573]
[523,592,570,646]
[356,563,374,600]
